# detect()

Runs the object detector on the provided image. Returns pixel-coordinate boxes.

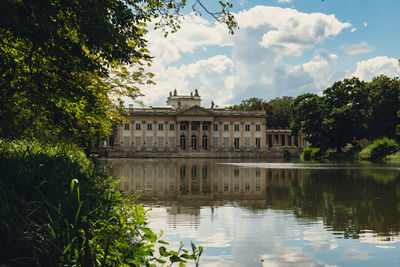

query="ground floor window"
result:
[191,135,197,150]
[244,137,250,148]
[169,137,175,150]
[135,137,141,150]
[234,138,240,150]
[213,137,218,149]
[255,138,261,149]
[158,137,164,149]
[223,137,229,150]
[146,137,152,150]
[180,135,186,150]
[202,135,208,150]
[123,137,130,149]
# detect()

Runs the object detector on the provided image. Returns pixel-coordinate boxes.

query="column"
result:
[229,121,234,151]
[153,120,157,151]
[141,120,146,150]
[278,134,282,147]
[291,136,295,147]
[240,122,244,151]
[199,121,203,150]
[176,121,180,151]
[130,120,135,150]
[188,121,192,151]
[219,122,223,151]
[250,122,255,150]
[285,134,288,148]
[210,122,214,151]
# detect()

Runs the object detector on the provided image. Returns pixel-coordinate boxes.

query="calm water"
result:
[105,158,400,266]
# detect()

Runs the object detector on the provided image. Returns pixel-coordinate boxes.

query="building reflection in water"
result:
[110,159,305,202]
[105,158,400,239]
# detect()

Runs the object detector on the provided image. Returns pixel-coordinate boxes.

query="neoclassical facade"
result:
[107,91,307,157]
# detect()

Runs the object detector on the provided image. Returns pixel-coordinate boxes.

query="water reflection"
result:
[105,158,400,266]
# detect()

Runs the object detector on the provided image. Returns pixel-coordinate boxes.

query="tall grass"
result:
[0,139,201,266]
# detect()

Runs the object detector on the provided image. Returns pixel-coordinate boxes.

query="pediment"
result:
[177,105,215,116]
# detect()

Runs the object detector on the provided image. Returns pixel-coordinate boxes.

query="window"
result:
[202,135,208,150]
[191,135,197,150]
[234,138,240,150]
[213,124,218,131]
[169,123,175,131]
[223,137,229,149]
[191,125,197,131]
[158,123,163,131]
[146,137,152,149]
[180,124,187,131]
[147,123,152,131]
[123,137,130,148]
[245,124,250,131]
[224,124,229,131]
[245,137,250,148]
[158,137,164,149]
[124,124,130,131]
[169,137,175,149]
[135,123,141,130]
[180,135,186,150]
[255,138,261,149]
[135,137,141,150]
[213,137,218,149]
[234,124,239,131]
[256,124,261,131]
[202,124,208,131]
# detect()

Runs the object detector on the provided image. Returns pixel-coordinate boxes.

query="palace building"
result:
[106,90,307,158]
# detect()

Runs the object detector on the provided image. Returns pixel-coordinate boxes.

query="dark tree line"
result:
[291,76,400,151]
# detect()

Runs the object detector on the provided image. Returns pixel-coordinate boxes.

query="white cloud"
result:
[277,0,292,3]
[235,6,351,56]
[138,6,351,106]
[341,42,373,55]
[302,49,345,89]
[351,28,357,32]
[354,56,400,81]
[363,22,368,27]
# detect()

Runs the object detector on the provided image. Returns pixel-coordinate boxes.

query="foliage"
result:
[367,76,400,139]
[301,147,324,161]
[291,93,327,148]
[0,139,202,266]
[0,0,237,148]
[359,138,399,161]
[227,97,264,110]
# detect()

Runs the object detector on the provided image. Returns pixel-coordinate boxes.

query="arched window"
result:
[180,135,186,150]
[202,135,208,150]
[191,135,197,150]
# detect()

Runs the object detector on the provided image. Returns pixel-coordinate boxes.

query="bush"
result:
[0,139,201,266]
[359,138,399,161]
[302,147,324,161]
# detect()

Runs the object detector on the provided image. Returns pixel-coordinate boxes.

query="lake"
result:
[104,158,400,266]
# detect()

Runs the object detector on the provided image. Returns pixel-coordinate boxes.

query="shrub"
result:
[0,139,201,266]
[359,138,399,161]
[302,147,324,161]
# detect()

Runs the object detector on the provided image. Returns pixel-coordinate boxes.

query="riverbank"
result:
[0,139,200,266]
[302,138,400,163]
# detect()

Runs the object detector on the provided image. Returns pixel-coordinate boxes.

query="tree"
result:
[227,97,264,110]
[323,77,369,151]
[0,0,237,147]
[367,75,400,139]
[291,93,327,148]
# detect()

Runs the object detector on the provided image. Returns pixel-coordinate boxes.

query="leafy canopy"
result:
[0,0,237,147]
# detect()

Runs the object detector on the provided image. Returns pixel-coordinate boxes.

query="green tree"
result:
[367,75,400,139]
[227,97,264,110]
[0,0,237,147]
[323,77,369,151]
[291,93,327,148]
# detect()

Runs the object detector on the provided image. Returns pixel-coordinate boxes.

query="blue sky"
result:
[135,0,400,107]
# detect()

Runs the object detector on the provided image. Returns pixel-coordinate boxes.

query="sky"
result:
[132,0,400,108]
